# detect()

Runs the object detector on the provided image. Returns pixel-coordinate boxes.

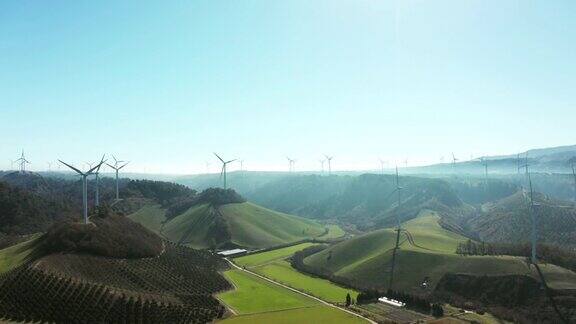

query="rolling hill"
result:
[128,188,329,250]
[243,174,471,231]
[0,209,232,323]
[301,210,576,294]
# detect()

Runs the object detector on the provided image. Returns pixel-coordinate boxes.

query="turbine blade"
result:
[226,159,237,164]
[105,162,117,169]
[214,153,225,163]
[118,162,129,170]
[58,160,84,175]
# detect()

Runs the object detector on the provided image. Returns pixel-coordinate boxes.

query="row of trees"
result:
[456,240,576,272]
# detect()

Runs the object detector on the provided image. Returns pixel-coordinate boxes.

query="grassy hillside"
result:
[129,200,330,250]
[0,236,37,273]
[220,203,325,248]
[303,211,576,293]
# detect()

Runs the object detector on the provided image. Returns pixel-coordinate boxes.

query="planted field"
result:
[234,243,359,304]
[257,260,358,303]
[220,305,367,324]
[218,270,317,314]
[358,302,430,323]
[319,224,346,240]
[234,243,316,268]
[0,242,231,323]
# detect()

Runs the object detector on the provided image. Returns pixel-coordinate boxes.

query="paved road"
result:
[225,259,377,324]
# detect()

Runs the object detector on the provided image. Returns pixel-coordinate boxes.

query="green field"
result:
[257,260,358,303]
[304,210,576,292]
[127,204,166,233]
[0,237,37,273]
[128,202,330,249]
[319,224,346,240]
[234,243,359,303]
[234,242,316,268]
[218,270,318,314]
[220,305,366,324]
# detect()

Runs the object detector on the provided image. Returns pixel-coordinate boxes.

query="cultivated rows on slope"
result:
[0,242,231,323]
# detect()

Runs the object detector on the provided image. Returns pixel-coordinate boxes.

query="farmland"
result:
[233,243,359,303]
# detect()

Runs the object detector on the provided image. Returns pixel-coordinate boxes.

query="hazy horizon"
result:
[2,1,576,173]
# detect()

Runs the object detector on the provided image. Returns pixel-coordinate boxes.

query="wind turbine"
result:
[93,155,106,207]
[214,153,236,189]
[388,165,404,290]
[47,162,53,172]
[58,159,104,224]
[324,155,333,175]
[319,159,325,174]
[378,158,387,175]
[15,150,30,173]
[480,157,489,189]
[451,153,458,167]
[286,157,296,173]
[106,159,129,201]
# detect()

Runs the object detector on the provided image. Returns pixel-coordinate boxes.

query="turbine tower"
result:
[93,155,106,207]
[106,158,129,201]
[58,159,103,224]
[214,153,236,189]
[15,150,30,173]
[286,157,296,173]
[379,158,385,175]
[319,159,325,174]
[388,165,404,290]
[480,157,489,189]
[451,153,458,167]
[569,157,576,204]
[324,155,333,175]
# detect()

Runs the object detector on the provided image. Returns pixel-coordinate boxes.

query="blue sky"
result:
[1,0,575,173]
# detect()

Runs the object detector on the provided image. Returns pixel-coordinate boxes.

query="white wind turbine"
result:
[214,153,236,189]
[58,159,104,224]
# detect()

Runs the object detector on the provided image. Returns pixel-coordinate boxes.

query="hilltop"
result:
[129,188,329,250]
[0,172,194,236]
[0,207,232,323]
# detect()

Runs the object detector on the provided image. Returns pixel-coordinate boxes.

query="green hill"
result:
[129,199,329,250]
[303,210,576,294]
